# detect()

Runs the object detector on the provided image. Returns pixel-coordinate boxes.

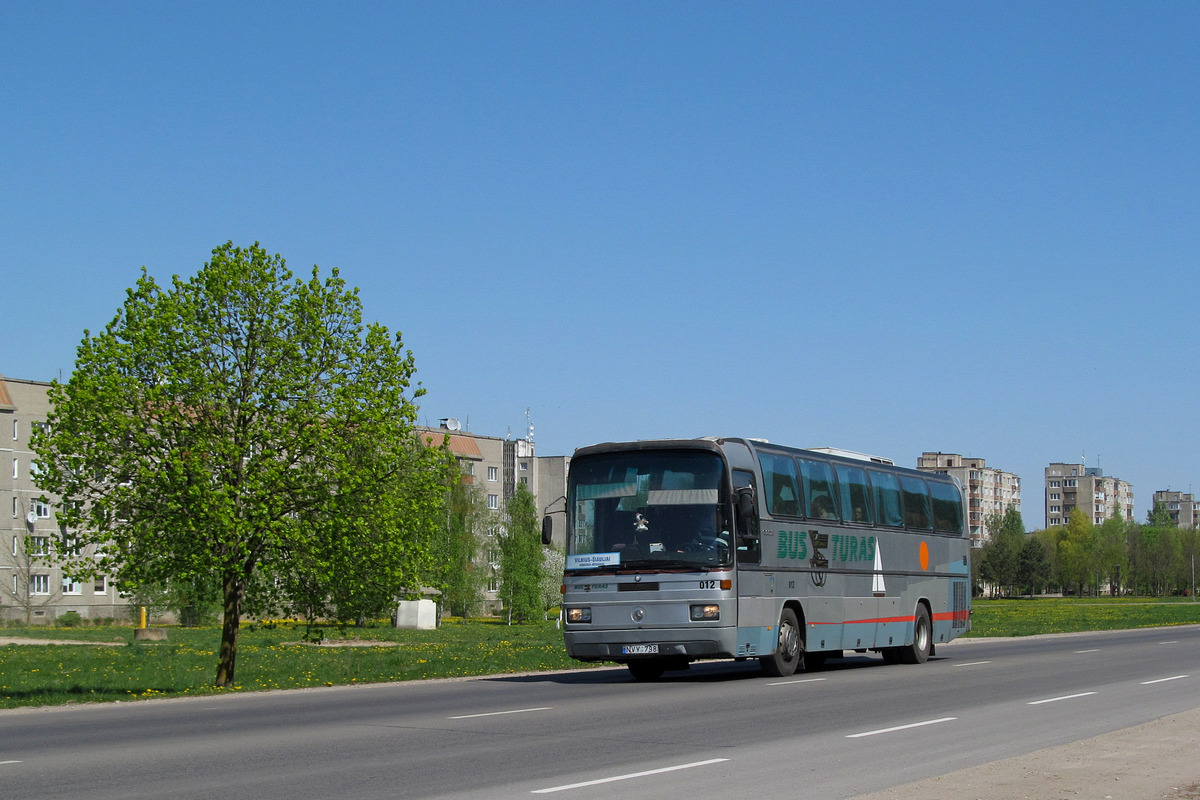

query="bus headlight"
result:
[566,607,592,623]
[690,604,720,621]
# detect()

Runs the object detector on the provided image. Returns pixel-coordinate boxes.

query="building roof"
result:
[0,376,15,412]
[420,431,484,460]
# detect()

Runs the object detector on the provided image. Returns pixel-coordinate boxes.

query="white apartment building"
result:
[1,375,129,623]
[1044,462,1134,528]
[917,452,1021,546]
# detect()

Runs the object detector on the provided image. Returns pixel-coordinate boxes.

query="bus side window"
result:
[930,481,964,534]
[758,453,802,517]
[732,468,760,564]
[869,470,905,527]
[900,475,933,530]
[798,457,840,521]
[835,463,873,524]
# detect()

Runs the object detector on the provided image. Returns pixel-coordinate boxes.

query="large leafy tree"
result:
[33,242,447,686]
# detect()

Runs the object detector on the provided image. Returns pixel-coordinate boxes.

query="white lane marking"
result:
[1160,641,1179,645]
[532,758,730,793]
[449,706,552,719]
[846,717,957,739]
[952,660,992,667]
[1028,692,1097,705]
[1141,675,1189,685]
[0,761,22,765]
[1074,649,1100,654]
[768,677,827,686]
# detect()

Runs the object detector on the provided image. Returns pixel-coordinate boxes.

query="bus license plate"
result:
[622,644,659,655]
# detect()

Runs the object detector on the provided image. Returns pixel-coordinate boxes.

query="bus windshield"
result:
[566,450,732,570]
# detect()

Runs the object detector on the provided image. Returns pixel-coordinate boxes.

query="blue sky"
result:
[4,3,1199,527]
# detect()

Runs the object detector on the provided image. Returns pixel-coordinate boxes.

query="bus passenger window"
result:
[930,481,965,534]
[869,470,904,527]
[758,453,801,517]
[900,476,932,530]
[835,463,873,524]
[797,458,840,521]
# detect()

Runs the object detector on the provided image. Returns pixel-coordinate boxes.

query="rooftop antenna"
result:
[525,407,534,444]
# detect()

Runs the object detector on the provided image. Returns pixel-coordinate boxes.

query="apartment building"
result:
[418,420,569,606]
[917,452,1022,546]
[1152,490,1200,528]
[1044,462,1134,528]
[1,375,129,623]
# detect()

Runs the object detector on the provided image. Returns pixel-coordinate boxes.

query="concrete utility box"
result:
[395,599,437,630]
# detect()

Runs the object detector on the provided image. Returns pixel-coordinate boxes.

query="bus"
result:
[544,437,971,680]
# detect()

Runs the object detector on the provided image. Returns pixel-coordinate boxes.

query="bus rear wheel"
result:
[760,608,802,677]
[899,605,932,664]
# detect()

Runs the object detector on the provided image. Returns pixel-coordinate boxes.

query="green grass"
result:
[0,618,592,708]
[967,597,1200,637]
[4,598,1200,709]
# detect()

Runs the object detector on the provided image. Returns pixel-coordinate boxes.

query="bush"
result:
[56,611,84,628]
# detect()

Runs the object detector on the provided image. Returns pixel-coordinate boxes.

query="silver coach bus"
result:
[544,437,971,680]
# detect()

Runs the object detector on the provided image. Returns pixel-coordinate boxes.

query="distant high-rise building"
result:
[1044,462,1134,528]
[917,452,1021,547]
[1151,490,1199,528]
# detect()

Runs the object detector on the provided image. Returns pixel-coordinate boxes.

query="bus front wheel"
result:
[760,608,802,677]
[899,605,932,664]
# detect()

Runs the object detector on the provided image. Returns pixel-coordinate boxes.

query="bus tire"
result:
[627,659,667,681]
[899,605,932,664]
[760,607,802,677]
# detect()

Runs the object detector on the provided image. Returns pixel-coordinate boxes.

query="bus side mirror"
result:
[736,487,757,539]
[541,515,554,546]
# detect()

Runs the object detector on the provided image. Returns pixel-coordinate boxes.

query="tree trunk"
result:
[215,573,244,687]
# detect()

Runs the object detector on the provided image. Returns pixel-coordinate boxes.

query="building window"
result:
[487,466,498,481]
[30,536,49,556]
[94,576,107,595]
[487,494,499,510]
[63,577,82,595]
[30,574,50,595]
[520,462,528,471]
[11,458,17,479]
[34,500,50,519]
[12,420,17,440]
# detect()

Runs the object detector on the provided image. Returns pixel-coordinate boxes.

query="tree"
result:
[437,477,492,618]
[979,508,1023,597]
[1094,512,1128,596]
[540,545,565,620]
[33,242,447,686]
[1015,535,1052,596]
[1057,509,1095,595]
[499,483,543,624]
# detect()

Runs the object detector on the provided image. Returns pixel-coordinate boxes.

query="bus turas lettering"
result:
[777,531,875,563]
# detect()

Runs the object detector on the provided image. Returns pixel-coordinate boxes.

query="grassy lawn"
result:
[3,598,1200,709]
[0,618,592,709]
[966,597,1200,637]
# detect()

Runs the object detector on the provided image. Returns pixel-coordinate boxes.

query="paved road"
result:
[2,625,1198,799]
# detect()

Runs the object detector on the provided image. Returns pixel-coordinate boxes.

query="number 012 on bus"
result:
[540,437,971,681]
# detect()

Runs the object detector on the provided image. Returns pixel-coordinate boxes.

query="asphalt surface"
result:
[2,626,1199,799]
